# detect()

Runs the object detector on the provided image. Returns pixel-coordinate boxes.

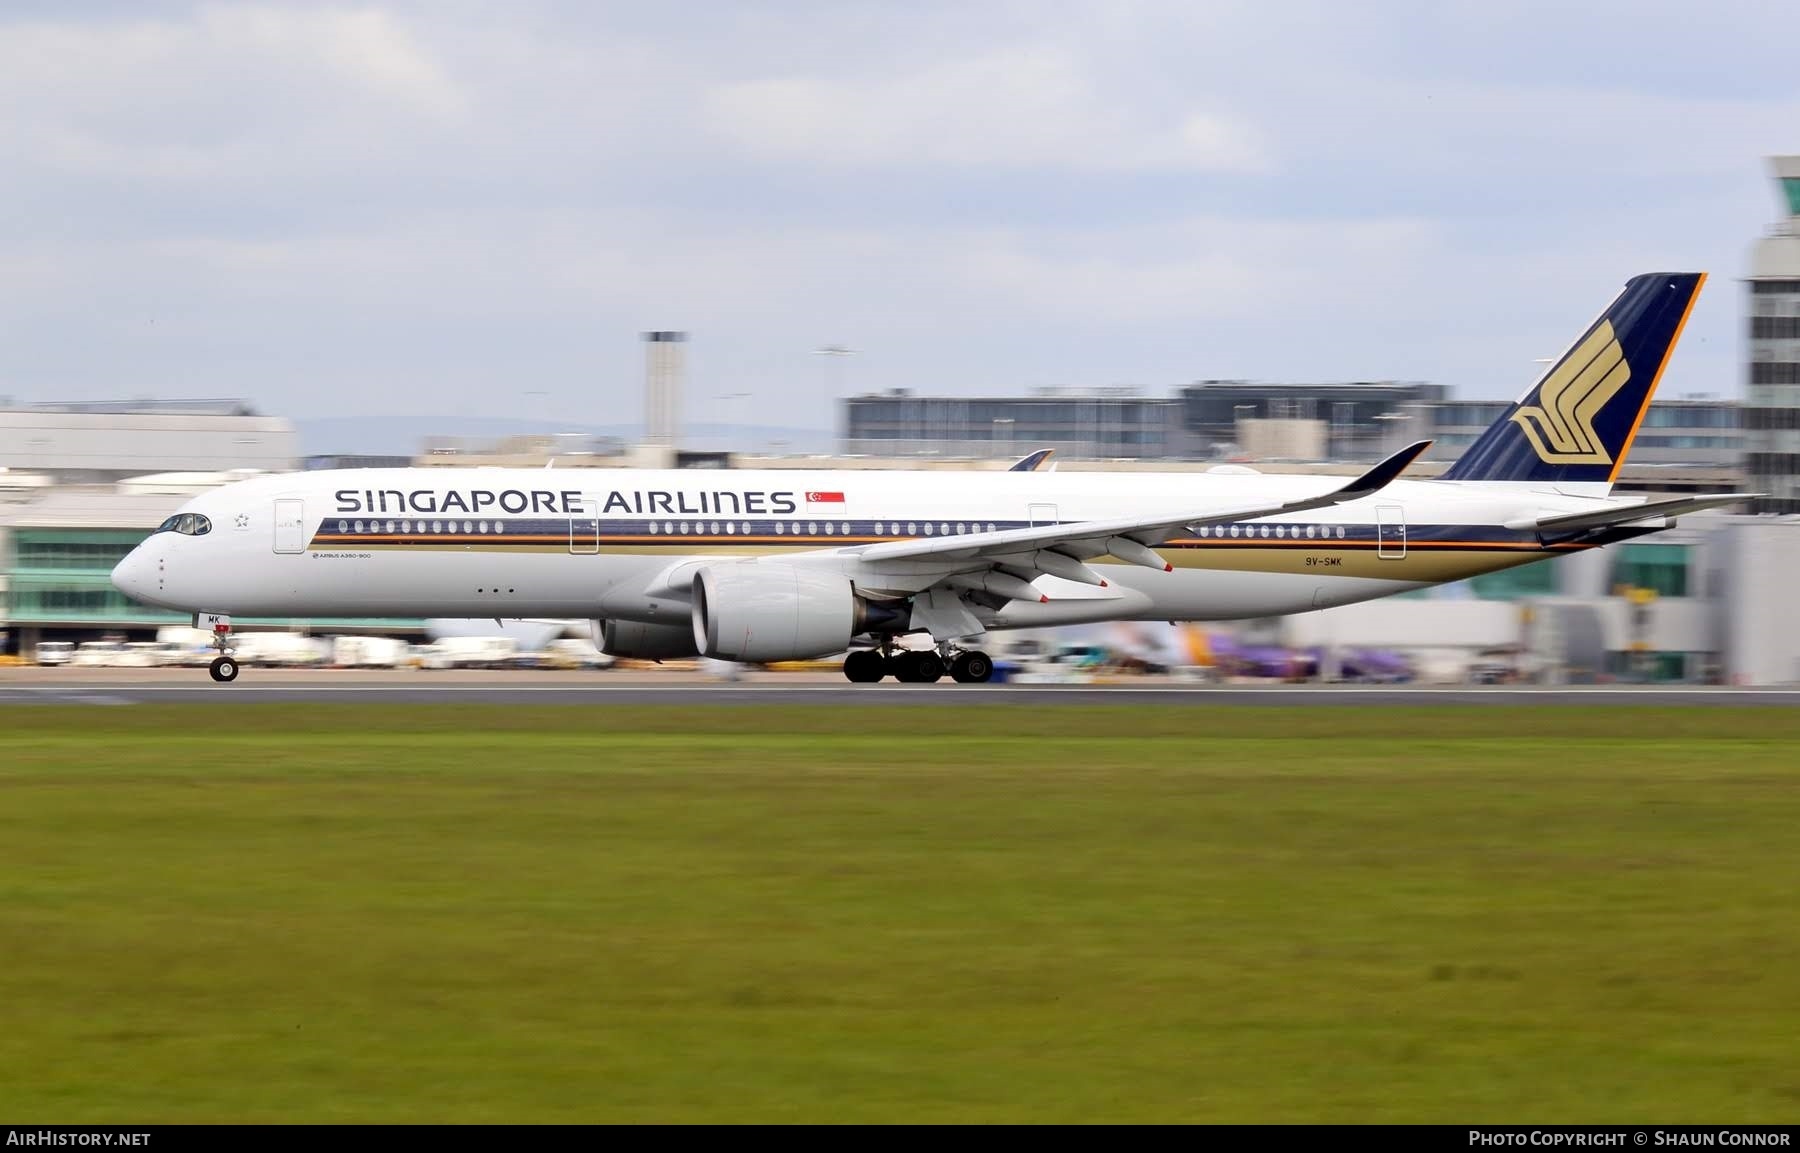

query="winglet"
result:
[1336,440,1432,500]
[1007,448,1056,472]
[1217,439,1432,527]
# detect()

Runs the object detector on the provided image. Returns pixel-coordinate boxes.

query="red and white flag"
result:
[805,491,845,504]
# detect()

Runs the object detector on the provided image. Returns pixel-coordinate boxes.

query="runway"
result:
[2,668,1797,706]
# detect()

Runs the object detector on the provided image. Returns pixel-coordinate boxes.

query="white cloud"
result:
[0,4,464,186]
[947,217,1443,325]
[0,1,1779,421]
[201,5,464,118]
[706,43,1268,173]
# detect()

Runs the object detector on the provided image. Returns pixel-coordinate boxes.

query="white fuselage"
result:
[110,465,1634,636]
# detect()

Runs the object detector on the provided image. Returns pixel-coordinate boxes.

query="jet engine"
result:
[591,618,700,661]
[691,562,899,662]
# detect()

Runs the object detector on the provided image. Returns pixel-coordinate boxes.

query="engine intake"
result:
[691,562,866,662]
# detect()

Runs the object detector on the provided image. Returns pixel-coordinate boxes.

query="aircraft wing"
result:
[839,440,1432,588]
[1509,493,1756,539]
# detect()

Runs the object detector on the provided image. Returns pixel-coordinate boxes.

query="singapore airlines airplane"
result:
[112,271,1751,684]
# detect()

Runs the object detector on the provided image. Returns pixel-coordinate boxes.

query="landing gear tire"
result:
[843,650,886,683]
[951,650,994,684]
[209,656,239,684]
[896,651,943,684]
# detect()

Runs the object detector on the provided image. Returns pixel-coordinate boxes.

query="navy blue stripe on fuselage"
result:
[307,517,1580,551]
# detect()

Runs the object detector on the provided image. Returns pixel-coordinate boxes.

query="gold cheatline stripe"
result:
[303,542,1580,581]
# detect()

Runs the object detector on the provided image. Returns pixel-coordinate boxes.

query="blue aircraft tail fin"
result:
[1439,272,1705,487]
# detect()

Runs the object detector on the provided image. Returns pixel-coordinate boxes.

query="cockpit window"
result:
[154,513,212,536]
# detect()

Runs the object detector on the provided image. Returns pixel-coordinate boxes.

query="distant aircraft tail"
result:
[1007,448,1056,472]
[1439,272,1705,489]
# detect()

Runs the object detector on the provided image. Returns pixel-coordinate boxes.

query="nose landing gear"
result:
[204,615,239,684]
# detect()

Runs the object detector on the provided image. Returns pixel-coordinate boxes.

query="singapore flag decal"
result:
[805,490,845,504]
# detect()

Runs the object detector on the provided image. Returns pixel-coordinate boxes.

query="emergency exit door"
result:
[1376,505,1407,559]
[273,499,305,554]
[569,499,599,554]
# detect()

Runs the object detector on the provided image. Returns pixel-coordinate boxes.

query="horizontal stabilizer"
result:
[1508,493,1755,537]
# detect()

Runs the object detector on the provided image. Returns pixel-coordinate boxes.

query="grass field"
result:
[1,703,1797,1123]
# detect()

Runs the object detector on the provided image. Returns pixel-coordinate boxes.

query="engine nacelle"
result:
[690,562,859,662]
[591,618,700,661]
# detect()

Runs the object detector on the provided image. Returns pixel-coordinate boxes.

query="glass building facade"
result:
[6,530,161,626]
[843,391,1180,459]
[1,527,427,651]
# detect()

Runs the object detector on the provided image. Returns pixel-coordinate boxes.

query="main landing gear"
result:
[843,643,994,684]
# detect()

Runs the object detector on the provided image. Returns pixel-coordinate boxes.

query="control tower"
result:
[642,330,686,454]
[1747,157,1800,514]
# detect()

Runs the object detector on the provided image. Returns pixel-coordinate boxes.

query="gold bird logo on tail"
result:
[1510,319,1632,465]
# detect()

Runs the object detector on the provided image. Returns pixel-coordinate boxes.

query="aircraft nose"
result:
[111,547,151,602]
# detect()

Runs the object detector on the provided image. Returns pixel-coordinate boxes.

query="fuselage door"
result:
[1028,503,1059,528]
[1376,505,1407,559]
[273,499,306,554]
[570,499,599,554]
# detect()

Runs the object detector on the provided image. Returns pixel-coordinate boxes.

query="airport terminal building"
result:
[0,400,425,657]
[1261,512,1800,687]
[841,384,1744,498]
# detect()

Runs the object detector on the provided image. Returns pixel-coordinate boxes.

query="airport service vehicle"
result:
[111,272,1752,685]
[331,635,410,668]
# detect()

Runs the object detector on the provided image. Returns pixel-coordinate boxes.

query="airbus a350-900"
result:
[111,272,1749,684]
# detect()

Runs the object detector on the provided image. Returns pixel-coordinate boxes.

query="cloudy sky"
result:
[1,1,1794,443]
